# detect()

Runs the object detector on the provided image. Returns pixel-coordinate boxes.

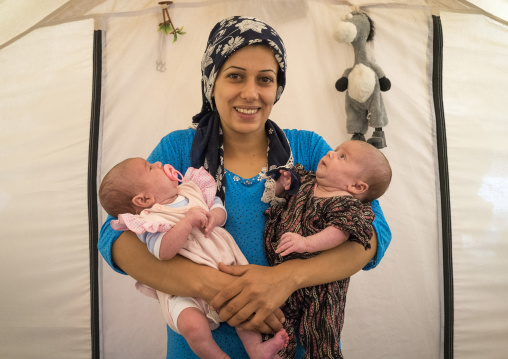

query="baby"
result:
[99,158,288,359]
[264,140,392,358]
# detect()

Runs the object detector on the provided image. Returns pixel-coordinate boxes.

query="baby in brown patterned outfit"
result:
[264,140,391,359]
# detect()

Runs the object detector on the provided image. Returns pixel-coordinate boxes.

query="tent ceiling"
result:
[1,0,507,50]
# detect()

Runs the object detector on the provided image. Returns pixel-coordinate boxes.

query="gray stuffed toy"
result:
[334,11,390,149]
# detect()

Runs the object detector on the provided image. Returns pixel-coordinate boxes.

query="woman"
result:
[99,16,391,358]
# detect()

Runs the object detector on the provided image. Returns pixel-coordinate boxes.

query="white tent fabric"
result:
[0,1,507,359]
[0,19,95,359]
[442,12,508,358]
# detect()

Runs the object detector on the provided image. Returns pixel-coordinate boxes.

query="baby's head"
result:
[316,140,391,203]
[99,157,178,217]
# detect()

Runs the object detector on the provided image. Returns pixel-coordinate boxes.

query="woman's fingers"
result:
[252,310,285,333]
[226,297,284,333]
[213,281,259,325]
[211,264,264,322]
[210,284,243,320]
[209,263,249,315]
[240,312,281,334]
[240,320,272,334]
[273,307,285,322]
[211,263,293,333]
[225,299,260,327]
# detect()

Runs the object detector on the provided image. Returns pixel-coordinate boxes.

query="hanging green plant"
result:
[158,1,185,43]
[158,23,186,43]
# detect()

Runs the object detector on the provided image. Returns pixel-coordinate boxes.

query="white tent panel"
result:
[340,7,442,359]
[99,9,205,359]
[442,12,508,359]
[0,19,95,359]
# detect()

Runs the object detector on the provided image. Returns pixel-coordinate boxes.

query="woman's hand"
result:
[210,263,295,333]
[209,233,378,334]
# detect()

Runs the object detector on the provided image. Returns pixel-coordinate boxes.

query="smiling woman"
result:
[98,15,391,358]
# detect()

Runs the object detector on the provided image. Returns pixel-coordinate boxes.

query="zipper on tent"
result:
[432,15,454,359]
[88,30,102,359]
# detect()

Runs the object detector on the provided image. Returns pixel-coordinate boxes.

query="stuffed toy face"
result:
[333,12,374,44]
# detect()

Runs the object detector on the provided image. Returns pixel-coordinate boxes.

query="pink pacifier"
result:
[163,164,183,182]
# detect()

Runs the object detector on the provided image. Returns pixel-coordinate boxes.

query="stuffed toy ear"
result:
[333,21,357,43]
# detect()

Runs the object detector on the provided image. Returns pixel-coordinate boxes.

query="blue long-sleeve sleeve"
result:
[364,199,391,270]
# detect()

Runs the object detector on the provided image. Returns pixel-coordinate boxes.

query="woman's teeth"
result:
[235,107,258,114]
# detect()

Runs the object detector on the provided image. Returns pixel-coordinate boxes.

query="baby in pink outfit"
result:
[99,157,288,359]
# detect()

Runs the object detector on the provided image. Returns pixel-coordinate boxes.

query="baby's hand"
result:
[203,211,217,237]
[275,232,307,256]
[275,170,292,197]
[184,207,208,230]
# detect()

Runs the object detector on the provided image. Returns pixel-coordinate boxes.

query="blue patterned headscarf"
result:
[190,16,297,203]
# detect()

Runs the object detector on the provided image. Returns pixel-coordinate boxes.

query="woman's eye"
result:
[260,76,274,83]
[340,155,346,159]
[227,73,241,80]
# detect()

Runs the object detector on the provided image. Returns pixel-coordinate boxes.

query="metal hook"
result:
[156,61,166,72]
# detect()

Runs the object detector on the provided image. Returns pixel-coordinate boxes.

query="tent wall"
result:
[0,19,95,359]
[442,12,508,358]
[0,1,507,359]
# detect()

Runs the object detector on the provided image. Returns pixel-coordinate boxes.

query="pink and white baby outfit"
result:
[112,167,247,333]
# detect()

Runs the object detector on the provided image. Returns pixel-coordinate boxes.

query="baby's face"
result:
[315,141,365,188]
[128,158,179,203]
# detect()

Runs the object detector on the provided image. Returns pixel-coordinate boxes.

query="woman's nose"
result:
[240,79,258,100]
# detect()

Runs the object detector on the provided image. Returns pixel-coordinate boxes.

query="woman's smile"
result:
[235,107,260,115]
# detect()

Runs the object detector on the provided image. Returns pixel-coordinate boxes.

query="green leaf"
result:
[159,24,168,35]
[158,23,174,35]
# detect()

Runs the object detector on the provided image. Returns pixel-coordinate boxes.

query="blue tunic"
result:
[98,128,391,358]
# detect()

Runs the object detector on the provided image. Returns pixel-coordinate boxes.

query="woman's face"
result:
[212,45,279,138]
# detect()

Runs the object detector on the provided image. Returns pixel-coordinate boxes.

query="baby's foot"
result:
[252,329,289,359]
